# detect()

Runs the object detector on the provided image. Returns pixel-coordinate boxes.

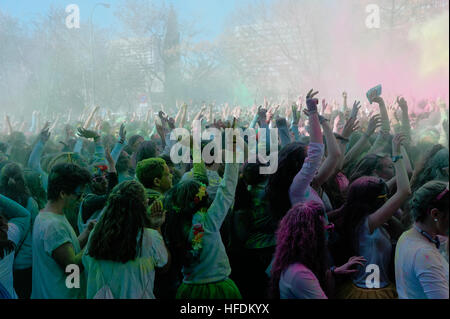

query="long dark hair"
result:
[87,181,150,263]
[266,142,307,222]
[270,201,327,298]
[336,176,388,261]
[0,163,31,208]
[163,180,210,267]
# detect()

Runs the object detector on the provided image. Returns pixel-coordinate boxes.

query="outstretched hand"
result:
[396,97,408,112]
[118,123,127,143]
[350,100,362,119]
[39,126,51,143]
[342,116,359,139]
[392,133,407,154]
[334,256,367,275]
[366,114,382,137]
[306,89,319,112]
[149,200,166,229]
[77,127,100,141]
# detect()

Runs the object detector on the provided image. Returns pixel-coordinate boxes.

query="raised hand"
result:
[118,123,127,144]
[342,116,359,139]
[350,100,362,119]
[366,114,382,137]
[322,99,328,113]
[392,133,407,154]
[39,126,51,143]
[104,146,116,173]
[291,103,300,125]
[77,127,100,141]
[396,96,408,112]
[149,200,166,229]
[306,89,319,112]
[267,105,280,123]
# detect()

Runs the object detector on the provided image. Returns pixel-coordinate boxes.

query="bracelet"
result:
[334,134,349,142]
[392,155,403,163]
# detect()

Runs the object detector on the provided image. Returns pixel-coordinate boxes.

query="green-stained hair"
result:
[135,157,166,189]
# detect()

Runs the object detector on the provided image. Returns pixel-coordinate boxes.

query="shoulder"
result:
[7,222,21,245]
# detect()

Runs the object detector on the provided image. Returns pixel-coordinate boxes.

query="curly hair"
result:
[265,142,307,222]
[269,201,327,298]
[136,157,166,189]
[0,163,31,208]
[47,163,91,201]
[87,180,150,263]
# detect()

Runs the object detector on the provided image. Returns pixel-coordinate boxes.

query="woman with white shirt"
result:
[83,180,169,299]
[395,181,449,299]
[334,133,411,298]
[0,194,31,299]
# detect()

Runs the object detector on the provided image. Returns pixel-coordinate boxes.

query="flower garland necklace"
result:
[190,184,208,258]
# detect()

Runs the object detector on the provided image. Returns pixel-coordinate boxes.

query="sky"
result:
[0,0,246,40]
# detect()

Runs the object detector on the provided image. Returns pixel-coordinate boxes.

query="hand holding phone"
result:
[366,85,382,104]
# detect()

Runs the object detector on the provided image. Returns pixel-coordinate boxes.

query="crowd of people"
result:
[0,88,448,299]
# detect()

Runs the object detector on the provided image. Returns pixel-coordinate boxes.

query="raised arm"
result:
[0,194,31,239]
[343,114,381,167]
[312,114,342,188]
[367,133,411,234]
[288,90,324,203]
[110,123,127,163]
[28,124,51,191]
[205,161,240,233]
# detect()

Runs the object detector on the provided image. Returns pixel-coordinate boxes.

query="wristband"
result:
[392,155,403,163]
[334,133,349,142]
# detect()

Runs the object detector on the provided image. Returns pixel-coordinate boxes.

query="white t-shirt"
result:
[0,223,21,299]
[353,217,392,288]
[395,228,449,299]
[82,228,168,299]
[31,212,83,299]
[279,263,327,299]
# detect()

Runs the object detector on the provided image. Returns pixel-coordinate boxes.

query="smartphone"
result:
[366,85,382,103]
